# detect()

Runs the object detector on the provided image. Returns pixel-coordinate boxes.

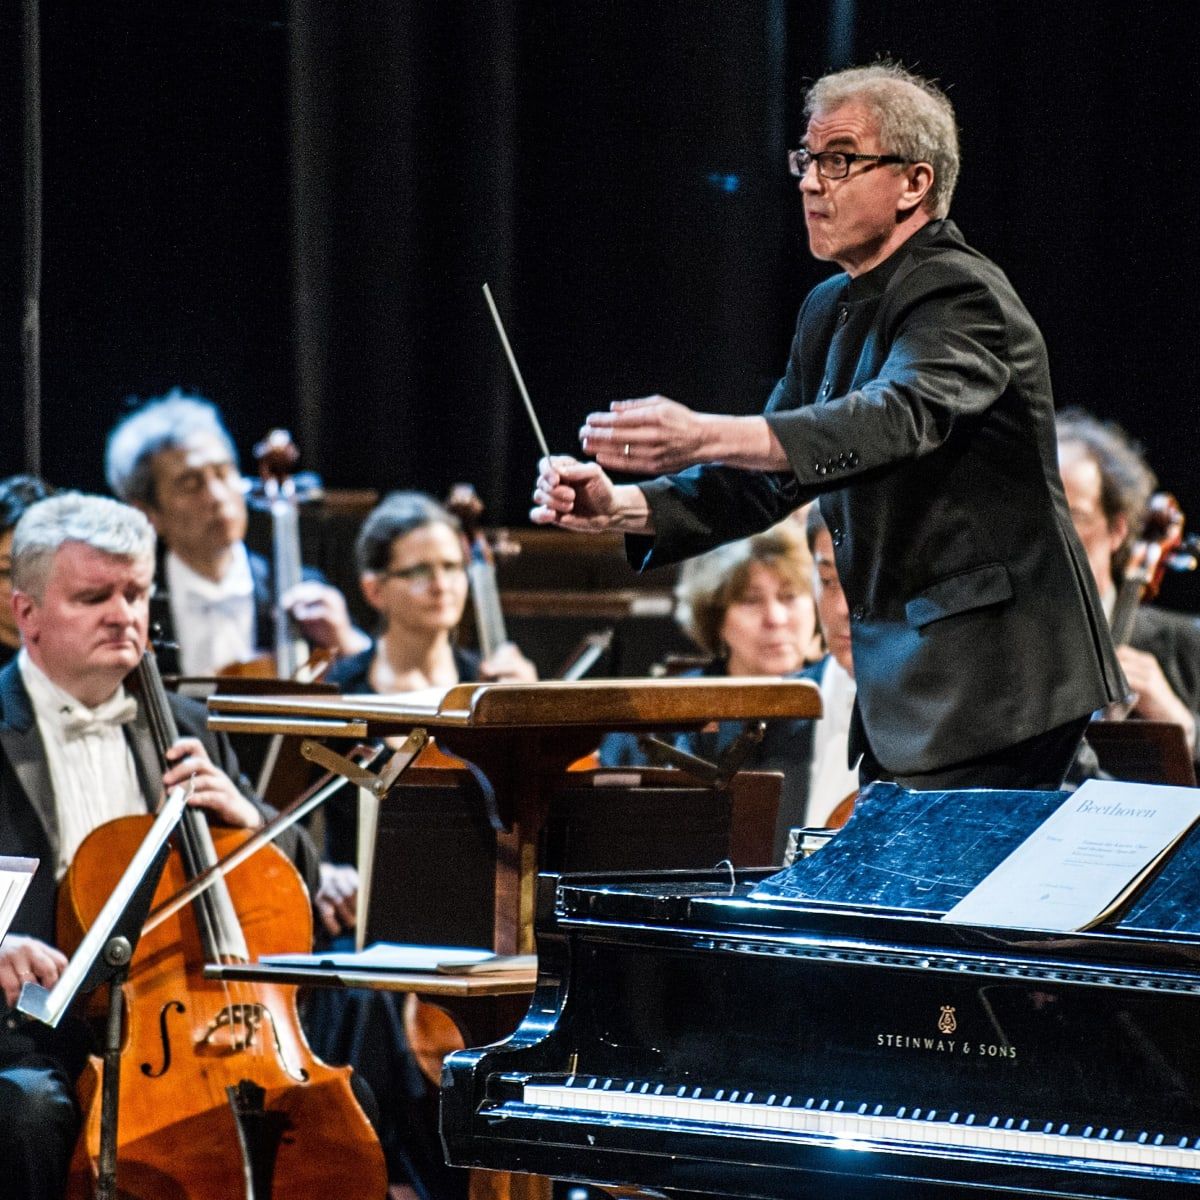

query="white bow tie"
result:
[60,695,139,740]
[185,590,250,620]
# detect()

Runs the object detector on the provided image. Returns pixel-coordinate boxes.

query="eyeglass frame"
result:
[373,560,468,587]
[788,147,917,181]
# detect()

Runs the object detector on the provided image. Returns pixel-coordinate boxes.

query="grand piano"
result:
[442,783,1200,1199]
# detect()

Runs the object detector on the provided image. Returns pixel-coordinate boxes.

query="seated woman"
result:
[323,490,535,699]
[600,519,824,860]
[306,491,535,1200]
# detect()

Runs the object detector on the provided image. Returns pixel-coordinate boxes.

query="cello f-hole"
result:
[141,999,186,1078]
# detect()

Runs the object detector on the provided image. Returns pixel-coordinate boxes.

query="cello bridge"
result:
[200,1002,265,1052]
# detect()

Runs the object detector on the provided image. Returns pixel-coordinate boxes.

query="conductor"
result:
[533,62,1124,791]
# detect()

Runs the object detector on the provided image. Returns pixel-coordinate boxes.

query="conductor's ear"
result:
[897,162,934,215]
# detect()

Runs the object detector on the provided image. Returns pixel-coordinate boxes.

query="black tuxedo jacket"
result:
[0,658,319,1067]
[631,220,1124,776]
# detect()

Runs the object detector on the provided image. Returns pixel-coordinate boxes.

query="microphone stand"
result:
[17,783,191,1200]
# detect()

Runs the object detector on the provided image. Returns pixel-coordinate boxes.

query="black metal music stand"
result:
[17,783,190,1200]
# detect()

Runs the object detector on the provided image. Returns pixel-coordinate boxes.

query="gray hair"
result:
[674,521,812,657]
[105,389,238,507]
[12,493,156,600]
[806,62,960,219]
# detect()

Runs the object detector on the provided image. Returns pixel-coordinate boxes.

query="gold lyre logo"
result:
[937,1005,957,1035]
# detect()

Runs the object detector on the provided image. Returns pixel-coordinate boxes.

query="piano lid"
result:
[751,781,1068,913]
[752,781,1200,941]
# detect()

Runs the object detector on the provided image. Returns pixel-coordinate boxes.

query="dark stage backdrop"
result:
[2,1,1199,611]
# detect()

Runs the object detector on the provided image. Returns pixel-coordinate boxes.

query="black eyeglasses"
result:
[377,561,467,588]
[788,148,915,181]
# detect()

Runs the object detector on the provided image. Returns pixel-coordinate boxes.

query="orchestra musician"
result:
[0,475,55,671]
[103,390,368,677]
[308,490,535,1199]
[1057,407,1200,763]
[802,503,860,826]
[0,493,320,1200]
[599,519,822,859]
[533,61,1124,791]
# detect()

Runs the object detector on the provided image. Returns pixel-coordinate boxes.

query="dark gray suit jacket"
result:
[631,220,1125,776]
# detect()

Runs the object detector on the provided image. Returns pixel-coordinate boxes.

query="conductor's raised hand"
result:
[580,396,713,475]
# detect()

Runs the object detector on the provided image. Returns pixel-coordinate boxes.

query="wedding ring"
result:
[623,443,630,457]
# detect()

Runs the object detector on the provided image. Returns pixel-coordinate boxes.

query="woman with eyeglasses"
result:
[323,490,536,696]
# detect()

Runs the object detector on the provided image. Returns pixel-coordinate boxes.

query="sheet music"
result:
[261,942,496,972]
[0,857,38,942]
[943,780,1200,932]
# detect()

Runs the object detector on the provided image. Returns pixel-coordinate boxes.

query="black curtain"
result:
[3,2,1200,606]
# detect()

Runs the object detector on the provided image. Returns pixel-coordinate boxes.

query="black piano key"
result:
[912,1108,922,1120]
[744,1093,754,1104]
[766,1094,777,1106]
[1083,1125,1094,1138]
[782,1095,793,1107]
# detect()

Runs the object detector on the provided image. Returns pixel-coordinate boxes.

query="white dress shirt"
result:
[805,655,861,827]
[19,651,146,879]
[166,543,257,676]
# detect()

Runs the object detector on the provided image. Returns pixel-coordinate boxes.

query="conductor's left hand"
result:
[580,396,714,474]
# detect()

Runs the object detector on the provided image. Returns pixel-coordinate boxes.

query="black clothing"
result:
[1130,605,1200,766]
[322,641,481,696]
[631,220,1123,782]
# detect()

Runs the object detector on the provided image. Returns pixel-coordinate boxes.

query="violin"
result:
[57,650,386,1198]
[1110,492,1200,646]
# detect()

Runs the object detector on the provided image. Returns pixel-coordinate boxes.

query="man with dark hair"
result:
[0,475,55,668]
[105,390,366,676]
[533,62,1123,791]
[1057,408,1200,763]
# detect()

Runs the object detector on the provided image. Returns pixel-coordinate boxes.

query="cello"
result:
[57,649,387,1198]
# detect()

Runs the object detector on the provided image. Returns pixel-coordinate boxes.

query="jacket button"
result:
[820,380,831,398]
[847,450,859,467]
[851,605,865,622]
[837,307,849,325]
[832,530,843,547]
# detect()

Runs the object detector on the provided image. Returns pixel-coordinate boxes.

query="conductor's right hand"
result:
[531,456,618,531]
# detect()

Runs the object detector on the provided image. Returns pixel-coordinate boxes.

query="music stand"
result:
[1085,719,1197,787]
[17,783,190,1200]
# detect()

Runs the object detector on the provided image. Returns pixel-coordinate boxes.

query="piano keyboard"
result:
[519,1077,1200,1171]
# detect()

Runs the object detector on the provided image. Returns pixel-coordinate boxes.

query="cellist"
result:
[1057,408,1200,767]
[103,389,368,678]
[0,493,320,1200]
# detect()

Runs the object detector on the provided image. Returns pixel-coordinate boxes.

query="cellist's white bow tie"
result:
[60,694,138,740]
